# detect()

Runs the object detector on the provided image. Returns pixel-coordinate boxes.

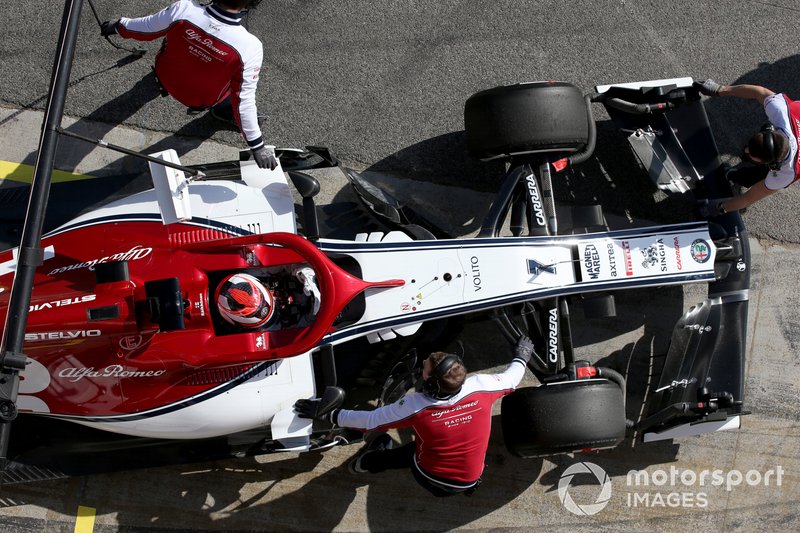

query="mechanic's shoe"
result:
[726,173,748,198]
[729,181,745,196]
[722,165,748,209]
[724,165,742,191]
[151,67,169,97]
[729,184,747,213]
[348,433,394,474]
[723,164,734,181]
[348,454,370,474]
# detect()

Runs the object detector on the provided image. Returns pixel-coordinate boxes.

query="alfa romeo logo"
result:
[690,239,711,263]
[557,461,612,516]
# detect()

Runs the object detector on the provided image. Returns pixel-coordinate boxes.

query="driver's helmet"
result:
[215,273,274,328]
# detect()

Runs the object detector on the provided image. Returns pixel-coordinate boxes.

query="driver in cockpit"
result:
[215,272,276,329]
[215,268,321,330]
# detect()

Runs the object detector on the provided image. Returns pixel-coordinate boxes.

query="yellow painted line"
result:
[74,505,96,533]
[0,160,94,183]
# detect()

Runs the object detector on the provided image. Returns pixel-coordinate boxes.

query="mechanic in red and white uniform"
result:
[695,79,800,215]
[101,0,277,170]
[298,337,533,497]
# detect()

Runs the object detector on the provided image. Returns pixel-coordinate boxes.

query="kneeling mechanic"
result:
[295,336,534,497]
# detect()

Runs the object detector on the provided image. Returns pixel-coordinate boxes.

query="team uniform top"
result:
[118,0,264,149]
[763,93,800,190]
[337,359,527,485]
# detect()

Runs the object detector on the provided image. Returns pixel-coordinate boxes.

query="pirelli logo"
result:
[621,240,634,276]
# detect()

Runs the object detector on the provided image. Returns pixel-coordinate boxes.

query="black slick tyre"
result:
[501,379,626,457]
[464,82,589,160]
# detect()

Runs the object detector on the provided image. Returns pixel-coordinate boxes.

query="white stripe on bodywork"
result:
[642,416,740,442]
[0,245,55,278]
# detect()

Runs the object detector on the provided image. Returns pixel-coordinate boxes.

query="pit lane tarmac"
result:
[0,108,798,532]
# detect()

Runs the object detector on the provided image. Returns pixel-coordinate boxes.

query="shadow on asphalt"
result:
[18,62,791,527]
[0,64,242,249]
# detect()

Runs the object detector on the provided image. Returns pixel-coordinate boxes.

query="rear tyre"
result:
[501,379,626,457]
[464,82,589,160]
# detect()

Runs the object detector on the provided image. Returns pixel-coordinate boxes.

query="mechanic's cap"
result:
[215,273,275,328]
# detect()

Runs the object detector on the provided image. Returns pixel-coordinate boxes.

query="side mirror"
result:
[316,386,345,417]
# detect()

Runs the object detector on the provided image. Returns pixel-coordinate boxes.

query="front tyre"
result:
[464,82,589,160]
[501,379,626,457]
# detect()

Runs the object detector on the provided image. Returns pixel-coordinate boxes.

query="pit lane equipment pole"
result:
[56,128,206,179]
[0,0,85,473]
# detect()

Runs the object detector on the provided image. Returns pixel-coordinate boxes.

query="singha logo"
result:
[640,245,659,269]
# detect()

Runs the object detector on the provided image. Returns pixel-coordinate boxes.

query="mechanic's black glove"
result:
[100,20,119,37]
[698,197,731,218]
[294,398,335,422]
[695,79,722,96]
[252,145,278,170]
[512,335,535,365]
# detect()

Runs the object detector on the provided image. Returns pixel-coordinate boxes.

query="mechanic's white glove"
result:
[294,266,321,315]
[512,335,535,365]
[694,79,722,96]
[252,145,278,170]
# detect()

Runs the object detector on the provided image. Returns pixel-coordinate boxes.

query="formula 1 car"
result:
[0,3,750,482]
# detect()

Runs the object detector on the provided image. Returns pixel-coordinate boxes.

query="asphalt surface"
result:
[3,0,800,241]
[1,1,800,531]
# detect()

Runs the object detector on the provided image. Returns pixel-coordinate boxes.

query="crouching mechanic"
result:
[101,0,277,170]
[695,79,800,216]
[295,336,534,497]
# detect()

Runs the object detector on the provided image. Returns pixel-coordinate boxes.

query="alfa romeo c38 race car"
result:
[0,64,750,481]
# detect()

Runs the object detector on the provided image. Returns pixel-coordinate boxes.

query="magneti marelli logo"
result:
[557,462,613,516]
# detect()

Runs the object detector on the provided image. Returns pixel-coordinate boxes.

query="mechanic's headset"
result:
[422,353,464,398]
[760,124,782,171]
